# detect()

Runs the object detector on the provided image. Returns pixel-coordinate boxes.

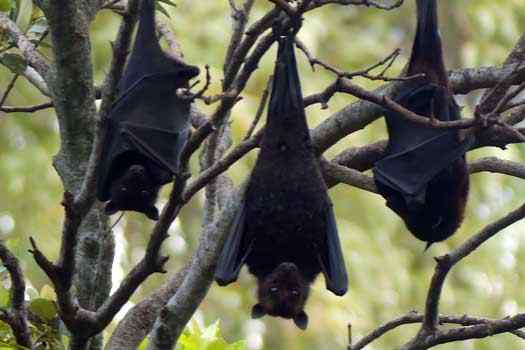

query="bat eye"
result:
[141,190,149,197]
[121,187,127,192]
[270,287,278,294]
[291,289,299,297]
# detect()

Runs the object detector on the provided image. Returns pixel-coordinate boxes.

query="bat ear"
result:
[104,201,120,216]
[251,304,266,319]
[144,206,160,221]
[293,311,308,330]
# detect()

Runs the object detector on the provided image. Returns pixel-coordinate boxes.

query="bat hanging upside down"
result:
[373,0,473,247]
[214,28,348,330]
[96,0,199,220]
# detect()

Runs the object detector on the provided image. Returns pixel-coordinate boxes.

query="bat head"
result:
[105,164,161,220]
[402,162,468,244]
[406,206,461,244]
[253,262,310,330]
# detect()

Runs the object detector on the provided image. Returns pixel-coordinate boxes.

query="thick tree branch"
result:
[147,186,246,350]
[74,0,141,216]
[106,265,190,350]
[92,173,190,334]
[28,1,141,349]
[469,157,525,179]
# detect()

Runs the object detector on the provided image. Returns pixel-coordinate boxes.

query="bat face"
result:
[252,262,309,330]
[105,164,161,220]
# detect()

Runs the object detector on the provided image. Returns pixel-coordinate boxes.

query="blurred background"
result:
[1,0,525,348]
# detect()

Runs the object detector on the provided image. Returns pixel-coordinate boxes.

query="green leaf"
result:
[39,285,56,301]
[178,321,245,350]
[155,3,171,18]
[25,286,38,300]
[0,286,10,308]
[61,335,70,349]
[138,338,148,350]
[0,53,27,74]
[28,298,57,321]
[15,0,32,31]
[27,17,48,35]
[157,0,176,8]
[0,0,12,12]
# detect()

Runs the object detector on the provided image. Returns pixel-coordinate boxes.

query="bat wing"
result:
[97,119,122,201]
[121,122,189,174]
[318,204,348,296]
[96,73,193,201]
[384,84,447,153]
[215,202,253,286]
[374,132,474,198]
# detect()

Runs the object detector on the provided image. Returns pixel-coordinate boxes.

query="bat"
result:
[96,0,199,220]
[373,0,473,246]
[214,30,348,330]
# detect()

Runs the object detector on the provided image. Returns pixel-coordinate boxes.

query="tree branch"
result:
[0,243,32,349]
[310,63,525,153]
[401,203,525,349]
[147,186,246,350]
[350,311,525,350]
[0,13,50,78]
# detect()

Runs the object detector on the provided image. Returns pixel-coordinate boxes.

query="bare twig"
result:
[296,40,414,82]
[477,33,525,116]
[311,63,525,154]
[310,0,404,10]
[0,101,54,113]
[5,30,50,106]
[493,81,525,114]
[0,74,19,108]
[178,65,221,104]
[244,75,272,140]
[350,311,525,350]
[399,203,525,349]
[306,76,480,129]
[183,130,263,201]
[224,0,255,73]
[0,14,50,77]
[0,243,32,349]
[268,0,297,18]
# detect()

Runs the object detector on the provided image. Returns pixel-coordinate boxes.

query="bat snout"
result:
[129,165,146,175]
[276,262,299,273]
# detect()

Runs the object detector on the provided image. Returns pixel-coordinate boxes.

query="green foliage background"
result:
[1,0,525,349]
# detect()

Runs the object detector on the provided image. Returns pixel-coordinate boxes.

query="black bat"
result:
[373,0,473,246]
[96,0,199,220]
[214,31,348,330]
